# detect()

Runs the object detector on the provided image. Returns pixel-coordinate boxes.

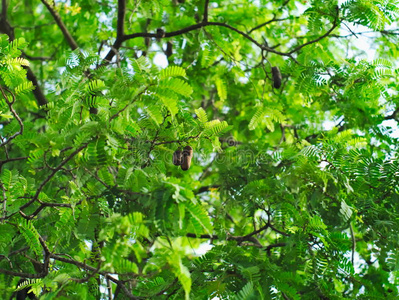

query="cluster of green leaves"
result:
[1,0,399,299]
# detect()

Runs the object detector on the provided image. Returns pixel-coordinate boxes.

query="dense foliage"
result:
[1,0,399,299]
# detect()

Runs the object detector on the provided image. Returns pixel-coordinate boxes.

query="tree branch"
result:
[123,20,337,58]
[1,0,6,19]
[50,254,138,299]
[0,87,23,147]
[102,9,338,67]
[265,242,286,251]
[288,8,339,54]
[203,0,210,22]
[248,16,292,34]
[117,0,126,39]
[20,144,88,211]
[25,67,48,105]
[109,87,148,122]
[196,185,221,194]
[349,222,355,265]
[269,224,290,237]
[385,107,399,120]
[186,223,273,245]
[0,268,45,278]
[0,180,7,222]
[40,0,79,50]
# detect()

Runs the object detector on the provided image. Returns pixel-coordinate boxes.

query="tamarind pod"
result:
[166,41,173,57]
[272,66,282,89]
[181,146,193,171]
[173,150,182,166]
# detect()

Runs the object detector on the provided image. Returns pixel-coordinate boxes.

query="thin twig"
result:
[0,268,45,278]
[20,144,88,211]
[109,87,148,122]
[0,180,6,222]
[0,156,28,165]
[349,222,356,265]
[141,114,170,168]
[288,7,339,54]
[265,242,287,251]
[0,87,24,147]
[248,16,292,34]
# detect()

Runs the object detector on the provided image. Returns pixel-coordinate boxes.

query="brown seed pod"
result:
[89,107,98,115]
[173,149,182,166]
[165,41,173,57]
[181,146,193,171]
[271,66,282,89]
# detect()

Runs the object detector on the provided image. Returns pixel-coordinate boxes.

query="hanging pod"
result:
[173,149,182,166]
[271,66,282,89]
[181,146,193,171]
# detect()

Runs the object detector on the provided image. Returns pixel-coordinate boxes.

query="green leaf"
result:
[15,81,35,95]
[159,65,187,79]
[195,107,208,125]
[215,78,227,101]
[185,201,213,235]
[19,221,42,257]
[159,78,193,97]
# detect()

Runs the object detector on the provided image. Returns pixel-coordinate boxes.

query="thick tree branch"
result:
[1,0,6,19]
[25,67,48,105]
[123,19,338,57]
[101,0,127,66]
[203,0,210,22]
[40,0,79,50]
[102,8,338,67]
[117,0,126,39]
